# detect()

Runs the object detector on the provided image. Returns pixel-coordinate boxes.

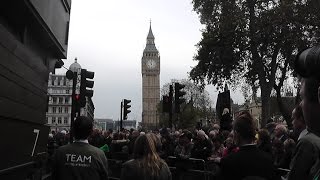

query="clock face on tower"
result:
[146,59,156,69]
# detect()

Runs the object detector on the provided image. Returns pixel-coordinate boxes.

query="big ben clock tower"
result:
[141,23,160,129]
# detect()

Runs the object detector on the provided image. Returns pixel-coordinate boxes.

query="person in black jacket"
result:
[191,130,213,160]
[175,130,194,159]
[220,108,233,132]
[257,129,272,156]
[52,116,109,180]
[220,112,279,180]
[120,133,171,180]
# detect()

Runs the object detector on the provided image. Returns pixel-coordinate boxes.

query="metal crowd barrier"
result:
[166,156,220,180]
[107,155,220,180]
[108,155,219,180]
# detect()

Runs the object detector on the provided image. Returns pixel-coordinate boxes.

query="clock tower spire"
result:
[144,22,157,52]
[141,22,160,130]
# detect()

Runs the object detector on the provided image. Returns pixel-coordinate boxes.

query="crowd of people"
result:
[47,100,312,180]
[49,48,320,180]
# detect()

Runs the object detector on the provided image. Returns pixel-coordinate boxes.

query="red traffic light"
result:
[75,94,80,100]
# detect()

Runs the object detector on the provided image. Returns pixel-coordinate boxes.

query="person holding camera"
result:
[288,47,320,180]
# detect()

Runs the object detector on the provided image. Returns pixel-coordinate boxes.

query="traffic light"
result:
[162,95,171,113]
[123,99,131,120]
[80,69,94,107]
[174,82,186,113]
[163,85,173,113]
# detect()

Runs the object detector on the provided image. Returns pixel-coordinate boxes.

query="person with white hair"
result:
[220,108,233,131]
[60,130,67,135]
[274,124,288,143]
[174,130,193,159]
[213,124,220,132]
[222,108,230,115]
[191,129,213,160]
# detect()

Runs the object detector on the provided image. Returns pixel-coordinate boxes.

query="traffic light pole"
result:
[120,100,123,132]
[169,85,173,129]
[67,67,94,143]
[70,72,77,143]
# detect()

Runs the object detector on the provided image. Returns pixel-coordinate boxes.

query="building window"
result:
[52,107,57,113]
[65,97,70,103]
[64,117,68,124]
[58,107,63,113]
[66,90,70,94]
[65,107,69,113]
[59,97,63,104]
[52,117,56,124]
[63,79,66,86]
[58,117,62,124]
[53,97,57,104]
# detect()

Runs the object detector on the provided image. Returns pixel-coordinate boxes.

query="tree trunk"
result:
[275,86,293,128]
[260,86,272,128]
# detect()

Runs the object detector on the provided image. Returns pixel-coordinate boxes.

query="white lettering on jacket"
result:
[66,154,92,163]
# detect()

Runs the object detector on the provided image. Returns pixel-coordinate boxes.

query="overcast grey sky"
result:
[57,0,244,121]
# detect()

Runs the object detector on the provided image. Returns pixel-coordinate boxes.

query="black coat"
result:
[191,138,213,160]
[52,142,108,180]
[220,145,279,180]
[220,113,232,131]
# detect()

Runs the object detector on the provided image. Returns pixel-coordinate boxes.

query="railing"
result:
[107,155,289,180]
[166,156,219,180]
[3,154,288,180]
[0,161,36,175]
[107,155,220,180]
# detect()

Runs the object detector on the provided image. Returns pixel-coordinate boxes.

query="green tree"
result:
[160,79,213,128]
[190,0,320,127]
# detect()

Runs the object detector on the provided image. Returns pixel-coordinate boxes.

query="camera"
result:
[295,45,320,78]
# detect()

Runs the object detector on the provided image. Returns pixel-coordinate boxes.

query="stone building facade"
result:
[46,60,95,132]
[141,24,160,129]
